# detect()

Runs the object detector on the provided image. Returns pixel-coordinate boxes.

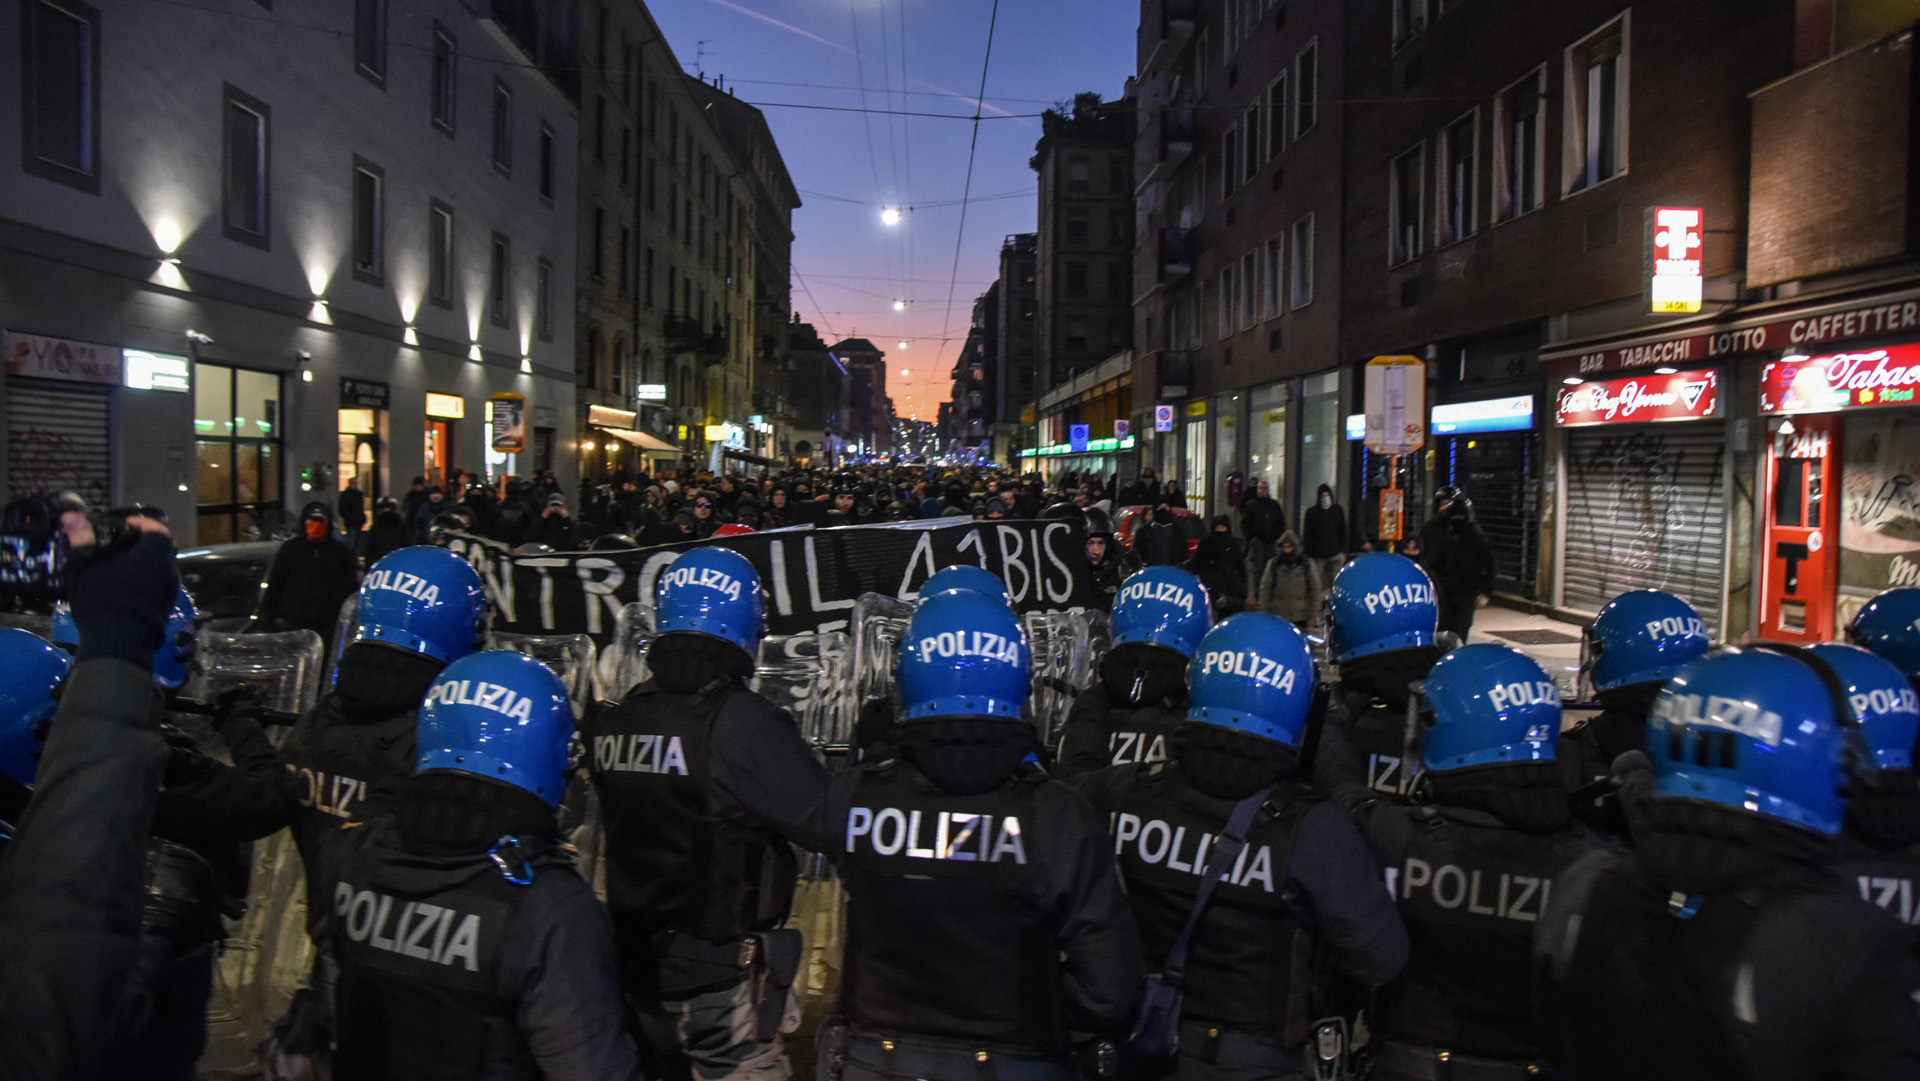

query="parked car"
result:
[1113,504,1205,562]
[176,541,281,632]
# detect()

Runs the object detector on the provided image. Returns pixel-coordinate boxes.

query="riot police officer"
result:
[856,564,1011,762]
[814,587,1143,1081]
[1316,644,1601,1079]
[1323,554,1443,797]
[1563,590,1711,838]
[1536,648,1920,1079]
[320,650,641,1080]
[1054,566,1211,777]
[1812,643,1920,932]
[1849,586,1920,691]
[1075,612,1409,1080]
[582,546,829,1081]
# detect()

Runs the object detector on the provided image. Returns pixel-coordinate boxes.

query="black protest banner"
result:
[445,519,1094,641]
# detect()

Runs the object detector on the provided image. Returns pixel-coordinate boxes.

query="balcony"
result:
[666,317,728,363]
[1158,228,1194,283]
[1138,106,1195,189]
[1140,0,1198,79]
[1157,350,1191,399]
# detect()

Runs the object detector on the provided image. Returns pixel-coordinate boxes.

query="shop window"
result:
[193,363,282,543]
[23,0,101,193]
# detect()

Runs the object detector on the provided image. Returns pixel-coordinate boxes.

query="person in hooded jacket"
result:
[312,650,642,1081]
[811,588,1143,1081]
[1138,503,1185,567]
[261,502,360,653]
[1536,647,1920,1081]
[1184,518,1248,618]
[582,548,830,1081]
[1314,644,1602,1080]
[1082,508,1131,612]
[1238,480,1286,589]
[1253,531,1320,628]
[1812,643,1920,939]
[1074,613,1409,1081]
[364,496,414,566]
[1415,489,1494,640]
[1056,567,1211,777]
[1300,485,1348,616]
[1322,555,1445,799]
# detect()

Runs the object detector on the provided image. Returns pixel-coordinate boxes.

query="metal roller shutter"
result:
[6,377,111,508]
[1563,425,1726,629]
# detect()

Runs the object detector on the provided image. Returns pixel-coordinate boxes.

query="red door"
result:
[1759,415,1841,643]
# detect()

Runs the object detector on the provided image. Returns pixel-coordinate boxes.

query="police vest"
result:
[1837,832,1920,930]
[1338,686,1419,798]
[329,826,565,1081]
[832,763,1069,1054]
[1365,802,1599,1060]
[1097,764,1315,1045]
[281,699,419,932]
[586,684,797,949]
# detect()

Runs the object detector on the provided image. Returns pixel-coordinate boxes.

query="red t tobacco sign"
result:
[1760,345,1920,414]
[1554,370,1721,427]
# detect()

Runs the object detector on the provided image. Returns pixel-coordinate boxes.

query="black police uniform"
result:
[1075,759,1407,1080]
[1837,829,1920,934]
[1536,806,1920,1080]
[322,817,640,1081]
[1557,682,1662,840]
[815,755,1143,1079]
[580,674,829,1078]
[1329,648,1441,799]
[1054,684,1183,778]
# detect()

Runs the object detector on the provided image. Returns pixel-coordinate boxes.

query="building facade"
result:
[1034,94,1137,394]
[992,233,1039,464]
[4,0,579,544]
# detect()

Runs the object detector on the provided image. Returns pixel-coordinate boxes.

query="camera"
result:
[0,492,150,598]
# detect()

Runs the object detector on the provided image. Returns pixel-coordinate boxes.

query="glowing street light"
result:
[892,299,906,311]
[881,207,902,226]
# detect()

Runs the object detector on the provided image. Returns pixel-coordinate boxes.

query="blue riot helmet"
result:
[897,588,1031,721]
[1324,554,1438,664]
[49,587,197,689]
[1420,643,1561,772]
[1847,587,1920,681]
[655,546,767,658]
[0,627,72,788]
[919,564,1011,606]
[1186,613,1316,747]
[416,651,574,806]
[1810,643,1920,771]
[1111,566,1213,659]
[1581,590,1711,694]
[1648,649,1850,836]
[354,546,489,664]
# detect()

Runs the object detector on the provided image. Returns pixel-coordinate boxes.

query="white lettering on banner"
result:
[845,805,1028,863]
[996,525,1031,603]
[425,678,537,722]
[1643,616,1709,641]
[1110,730,1170,766]
[1791,304,1920,345]
[364,568,442,606]
[288,765,367,820]
[1362,582,1432,615]
[914,630,1024,666]
[1396,858,1551,922]
[1858,876,1920,926]
[1486,681,1559,712]
[1118,578,1199,614]
[1849,687,1920,720]
[1196,648,1299,692]
[334,883,484,970]
[1651,693,1785,746]
[659,565,744,601]
[1109,812,1276,892]
[575,558,625,637]
[593,733,690,775]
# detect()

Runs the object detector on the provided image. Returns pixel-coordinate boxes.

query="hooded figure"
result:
[1138,503,1185,567]
[260,501,359,650]
[1184,516,1249,617]
[1255,530,1322,626]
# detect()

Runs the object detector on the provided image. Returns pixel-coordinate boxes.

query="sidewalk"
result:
[1466,601,1588,698]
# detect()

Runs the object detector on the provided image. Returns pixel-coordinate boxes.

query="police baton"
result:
[167,696,303,727]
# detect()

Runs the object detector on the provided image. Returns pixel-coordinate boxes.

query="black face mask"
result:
[1174,722,1298,799]
[1426,761,1571,833]
[898,718,1040,796]
[1152,507,1174,525]
[1099,643,1190,707]
[1846,769,1920,846]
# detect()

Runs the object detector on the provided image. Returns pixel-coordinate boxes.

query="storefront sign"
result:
[1345,414,1365,440]
[1185,401,1207,417]
[635,383,667,402]
[1154,405,1176,432]
[1364,355,1426,454]
[490,392,526,453]
[1759,345,1920,414]
[588,404,638,429]
[425,392,465,419]
[1647,207,1704,314]
[1555,370,1721,427]
[1543,288,1920,380]
[123,349,190,393]
[5,332,120,385]
[340,377,390,409]
[1069,424,1090,452]
[1430,394,1534,435]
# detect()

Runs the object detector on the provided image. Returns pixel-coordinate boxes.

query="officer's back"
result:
[1321,554,1444,800]
[1537,647,1920,1080]
[1055,566,1211,777]
[817,587,1142,1079]
[1835,591,1920,932]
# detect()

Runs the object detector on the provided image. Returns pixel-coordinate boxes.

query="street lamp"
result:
[881,207,902,226]
[892,299,906,312]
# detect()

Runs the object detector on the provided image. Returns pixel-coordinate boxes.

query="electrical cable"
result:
[937,0,1003,358]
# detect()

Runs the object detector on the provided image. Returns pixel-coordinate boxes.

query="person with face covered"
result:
[1184,517,1248,618]
[1813,642,1920,939]
[1253,531,1320,629]
[1320,554,1444,799]
[1055,567,1213,777]
[261,501,360,654]
[1138,503,1186,567]
[1300,484,1348,615]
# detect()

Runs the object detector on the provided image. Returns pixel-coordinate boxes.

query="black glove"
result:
[69,529,179,669]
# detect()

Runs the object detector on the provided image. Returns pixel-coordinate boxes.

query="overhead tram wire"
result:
[937,0,1003,359]
[846,0,899,304]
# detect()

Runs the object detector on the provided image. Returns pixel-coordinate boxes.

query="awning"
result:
[596,426,683,454]
[723,448,782,467]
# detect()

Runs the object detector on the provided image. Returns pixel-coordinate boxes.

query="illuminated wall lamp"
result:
[403,325,419,346]
[519,357,532,374]
[468,343,484,362]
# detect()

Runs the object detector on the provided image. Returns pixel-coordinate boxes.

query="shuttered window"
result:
[1563,426,1726,629]
[6,378,110,508]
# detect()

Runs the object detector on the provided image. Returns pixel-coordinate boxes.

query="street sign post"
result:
[1153,404,1176,432]
[1364,356,1426,454]
[1379,488,1405,542]
[1069,424,1090,453]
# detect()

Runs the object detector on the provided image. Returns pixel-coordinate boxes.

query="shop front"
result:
[338,377,389,499]
[1552,369,1730,633]
[585,404,684,476]
[1431,393,1541,595]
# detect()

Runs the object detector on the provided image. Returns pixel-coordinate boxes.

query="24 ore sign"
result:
[1555,370,1721,427]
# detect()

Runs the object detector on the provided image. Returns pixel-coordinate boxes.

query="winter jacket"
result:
[364,509,413,565]
[1185,530,1249,617]
[1256,536,1322,624]
[261,531,359,636]
[1239,495,1285,543]
[1301,485,1348,559]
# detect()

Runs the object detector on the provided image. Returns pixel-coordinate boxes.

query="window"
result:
[594,94,606,162]
[428,200,453,308]
[1494,68,1544,220]
[590,205,610,281]
[1226,0,1242,53]
[1065,318,1089,352]
[1240,251,1257,331]
[1109,209,1127,244]
[1290,214,1314,308]
[490,233,510,327]
[1067,157,1091,192]
[354,0,386,84]
[1222,127,1238,199]
[1066,260,1088,295]
[619,226,631,293]
[193,364,283,544]
[1566,15,1628,192]
[646,158,657,212]
[1243,103,1262,181]
[222,85,270,248]
[1393,0,1428,50]
[621,125,632,186]
[1263,234,1283,320]
[430,23,456,133]
[1219,263,1236,339]
[23,0,101,192]
[491,80,512,174]
[1266,72,1286,160]
[1066,212,1089,243]
[1439,112,1476,244]
[351,157,384,284]
[645,247,655,308]
[1389,144,1424,265]
[1294,40,1318,138]
[1110,159,1127,194]
[1106,261,1127,299]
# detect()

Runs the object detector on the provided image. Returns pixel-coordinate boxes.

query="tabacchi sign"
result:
[1647,207,1704,315]
[1555,370,1721,427]
[1760,345,1920,414]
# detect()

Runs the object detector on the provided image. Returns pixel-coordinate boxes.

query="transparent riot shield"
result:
[489,630,598,716]
[754,630,853,750]
[850,592,914,711]
[184,628,327,721]
[327,592,360,682]
[593,601,656,705]
[1023,609,1110,746]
